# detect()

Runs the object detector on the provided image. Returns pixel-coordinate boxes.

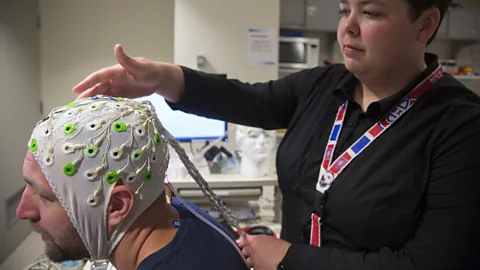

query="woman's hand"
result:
[238,235,292,270]
[72,44,184,102]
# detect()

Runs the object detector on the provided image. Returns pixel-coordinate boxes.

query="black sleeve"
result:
[280,106,480,270]
[166,66,326,130]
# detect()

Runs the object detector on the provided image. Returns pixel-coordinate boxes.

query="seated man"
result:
[17,96,248,270]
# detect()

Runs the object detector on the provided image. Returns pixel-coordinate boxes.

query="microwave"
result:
[279,36,320,70]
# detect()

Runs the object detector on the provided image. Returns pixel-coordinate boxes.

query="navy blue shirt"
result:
[137,198,248,270]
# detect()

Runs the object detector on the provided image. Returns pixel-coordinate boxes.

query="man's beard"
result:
[33,222,90,263]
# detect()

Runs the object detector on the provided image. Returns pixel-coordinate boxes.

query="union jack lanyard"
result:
[309,65,444,248]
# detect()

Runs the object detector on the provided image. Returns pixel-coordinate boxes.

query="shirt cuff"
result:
[280,244,327,269]
[164,65,200,111]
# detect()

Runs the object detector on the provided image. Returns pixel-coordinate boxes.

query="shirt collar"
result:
[333,53,440,119]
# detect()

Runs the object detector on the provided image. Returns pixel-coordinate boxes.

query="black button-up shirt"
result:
[168,53,480,269]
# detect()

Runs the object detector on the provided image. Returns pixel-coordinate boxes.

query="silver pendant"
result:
[320,172,334,186]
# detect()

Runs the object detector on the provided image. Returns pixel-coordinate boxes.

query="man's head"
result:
[19,152,90,262]
[337,0,452,76]
[17,96,170,263]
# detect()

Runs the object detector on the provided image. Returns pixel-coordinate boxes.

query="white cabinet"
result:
[280,0,307,28]
[447,8,480,40]
[280,0,339,31]
[305,0,340,32]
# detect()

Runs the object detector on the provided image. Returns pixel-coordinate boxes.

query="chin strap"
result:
[91,260,110,270]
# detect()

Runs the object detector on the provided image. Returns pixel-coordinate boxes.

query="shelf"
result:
[453,75,480,80]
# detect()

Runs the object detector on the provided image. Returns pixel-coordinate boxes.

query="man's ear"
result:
[416,7,442,44]
[107,185,135,228]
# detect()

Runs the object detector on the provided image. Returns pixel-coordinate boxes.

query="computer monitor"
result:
[134,93,227,142]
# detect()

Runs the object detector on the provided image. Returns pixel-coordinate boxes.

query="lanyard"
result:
[316,65,444,193]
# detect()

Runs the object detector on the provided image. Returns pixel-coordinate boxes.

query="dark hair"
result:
[405,0,453,45]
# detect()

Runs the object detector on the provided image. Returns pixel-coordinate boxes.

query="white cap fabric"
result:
[28,95,169,264]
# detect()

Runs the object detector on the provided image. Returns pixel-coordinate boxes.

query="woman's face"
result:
[337,0,424,76]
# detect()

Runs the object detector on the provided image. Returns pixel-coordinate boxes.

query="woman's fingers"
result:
[76,80,111,99]
[73,45,157,100]
[73,65,119,94]
[242,246,250,257]
[246,256,253,267]
[242,246,253,267]
[115,44,141,77]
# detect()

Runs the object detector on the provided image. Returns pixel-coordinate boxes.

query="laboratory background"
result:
[1,0,479,269]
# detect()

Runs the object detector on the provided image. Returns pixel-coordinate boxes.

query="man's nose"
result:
[16,188,40,220]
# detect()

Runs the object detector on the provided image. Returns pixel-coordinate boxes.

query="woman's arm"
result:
[166,66,325,130]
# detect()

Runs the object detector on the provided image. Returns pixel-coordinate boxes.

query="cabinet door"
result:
[280,0,307,28]
[448,8,479,40]
[306,0,340,32]
[475,9,480,41]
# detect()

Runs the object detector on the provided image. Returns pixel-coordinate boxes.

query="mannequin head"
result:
[235,125,276,178]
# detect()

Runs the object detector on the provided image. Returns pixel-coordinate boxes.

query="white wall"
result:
[39,0,175,112]
[174,0,280,151]
[174,0,280,83]
[0,0,42,267]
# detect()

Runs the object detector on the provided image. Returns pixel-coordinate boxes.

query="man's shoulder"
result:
[171,197,214,222]
[138,197,248,269]
[171,197,239,240]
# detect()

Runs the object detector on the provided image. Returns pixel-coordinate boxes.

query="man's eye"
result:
[41,197,52,204]
[37,194,51,203]
[339,9,350,16]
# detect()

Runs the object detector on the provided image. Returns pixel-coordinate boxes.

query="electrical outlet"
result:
[197,55,206,67]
